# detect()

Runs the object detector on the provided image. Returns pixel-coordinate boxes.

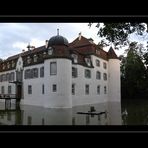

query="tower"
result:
[108,47,121,102]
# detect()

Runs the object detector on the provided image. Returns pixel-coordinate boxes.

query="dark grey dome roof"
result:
[48,35,69,47]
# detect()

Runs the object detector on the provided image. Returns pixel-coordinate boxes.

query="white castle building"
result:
[0,32,121,108]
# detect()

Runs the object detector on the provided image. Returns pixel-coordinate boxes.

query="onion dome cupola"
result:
[47,29,69,47]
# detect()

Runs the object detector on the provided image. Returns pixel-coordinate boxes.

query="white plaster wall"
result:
[43,59,72,108]
[22,63,45,107]
[0,56,121,108]
[72,55,108,106]
[108,59,121,102]
[23,59,72,108]
[0,69,16,103]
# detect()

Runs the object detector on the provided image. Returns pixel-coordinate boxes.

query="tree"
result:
[121,42,147,99]
[89,23,147,49]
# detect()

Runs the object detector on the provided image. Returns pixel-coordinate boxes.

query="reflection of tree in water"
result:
[122,100,148,125]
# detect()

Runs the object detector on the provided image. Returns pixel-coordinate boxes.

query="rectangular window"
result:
[103,73,107,80]
[28,85,32,94]
[96,59,100,67]
[50,62,57,75]
[40,67,44,77]
[103,62,107,69]
[96,71,101,79]
[97,85,100,94]
[42,84,44,94]
[104,86,107,94]
[72,84,75,95]
[33,68,38,78]
[85,85,89,95]
[1,86,4,94]
[25,69,31,79]
[6,73,9,81]
[85,69,91,78]
[8,86,11,94]
[2,74,6,82]
[52,84,57,92]
[72,67,78,78]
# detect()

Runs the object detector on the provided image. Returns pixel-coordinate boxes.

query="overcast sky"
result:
[0,23,147,59]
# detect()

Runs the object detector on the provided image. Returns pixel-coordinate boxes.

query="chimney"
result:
[78,32,82,40]
[45,40,48,48]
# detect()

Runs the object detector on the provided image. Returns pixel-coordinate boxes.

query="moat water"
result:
[0,99,146,125]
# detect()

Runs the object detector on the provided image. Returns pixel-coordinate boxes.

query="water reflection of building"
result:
[0,102,121,125]
[0,30,120,108]
[107,102,122,125]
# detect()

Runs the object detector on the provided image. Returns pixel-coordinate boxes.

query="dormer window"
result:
[27,56,31,64]
[2,64,5,70]
[43,51,47,57]
[33,54,38,62]
[48,47,53,55]
[12,61,15,68]
[85,58,91,66]
[71,54,78,63]
[7,62,10,69]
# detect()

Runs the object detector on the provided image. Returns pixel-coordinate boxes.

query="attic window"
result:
[2,64,5,70]
[33,54,38,62]
[85,58,91,66]
[71,54,78,63]
[7,62,10,69]
[43,51,47,57]
[27,56,31,64]
[48,47,53,55]
[12,61,15,68]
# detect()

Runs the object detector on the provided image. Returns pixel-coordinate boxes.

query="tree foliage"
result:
[89,23,147,49]
[121,42,148,99]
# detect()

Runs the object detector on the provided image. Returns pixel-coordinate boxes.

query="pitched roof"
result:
[69,36,93,47]
[107,47,119,59]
